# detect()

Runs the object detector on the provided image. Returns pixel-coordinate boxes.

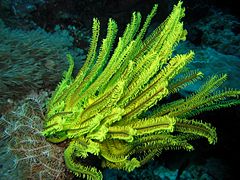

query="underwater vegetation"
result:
[41,1,240,180]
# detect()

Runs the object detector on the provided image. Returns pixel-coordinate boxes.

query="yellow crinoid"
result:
[42,1,240,179]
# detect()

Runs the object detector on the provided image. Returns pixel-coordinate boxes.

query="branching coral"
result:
[42,1,240,180]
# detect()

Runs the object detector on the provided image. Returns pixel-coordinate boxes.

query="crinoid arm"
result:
[64,140,102,180]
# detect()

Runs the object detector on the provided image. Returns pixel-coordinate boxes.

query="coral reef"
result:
[188,10,240,57]
[0,92,67,179]
[0,1,239,180]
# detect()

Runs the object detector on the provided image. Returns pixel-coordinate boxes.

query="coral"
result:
[190,10,240,56]
[0,92,67,179]
[0,19,81,113]
[176,41,240,93]
[42,1,240,180]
